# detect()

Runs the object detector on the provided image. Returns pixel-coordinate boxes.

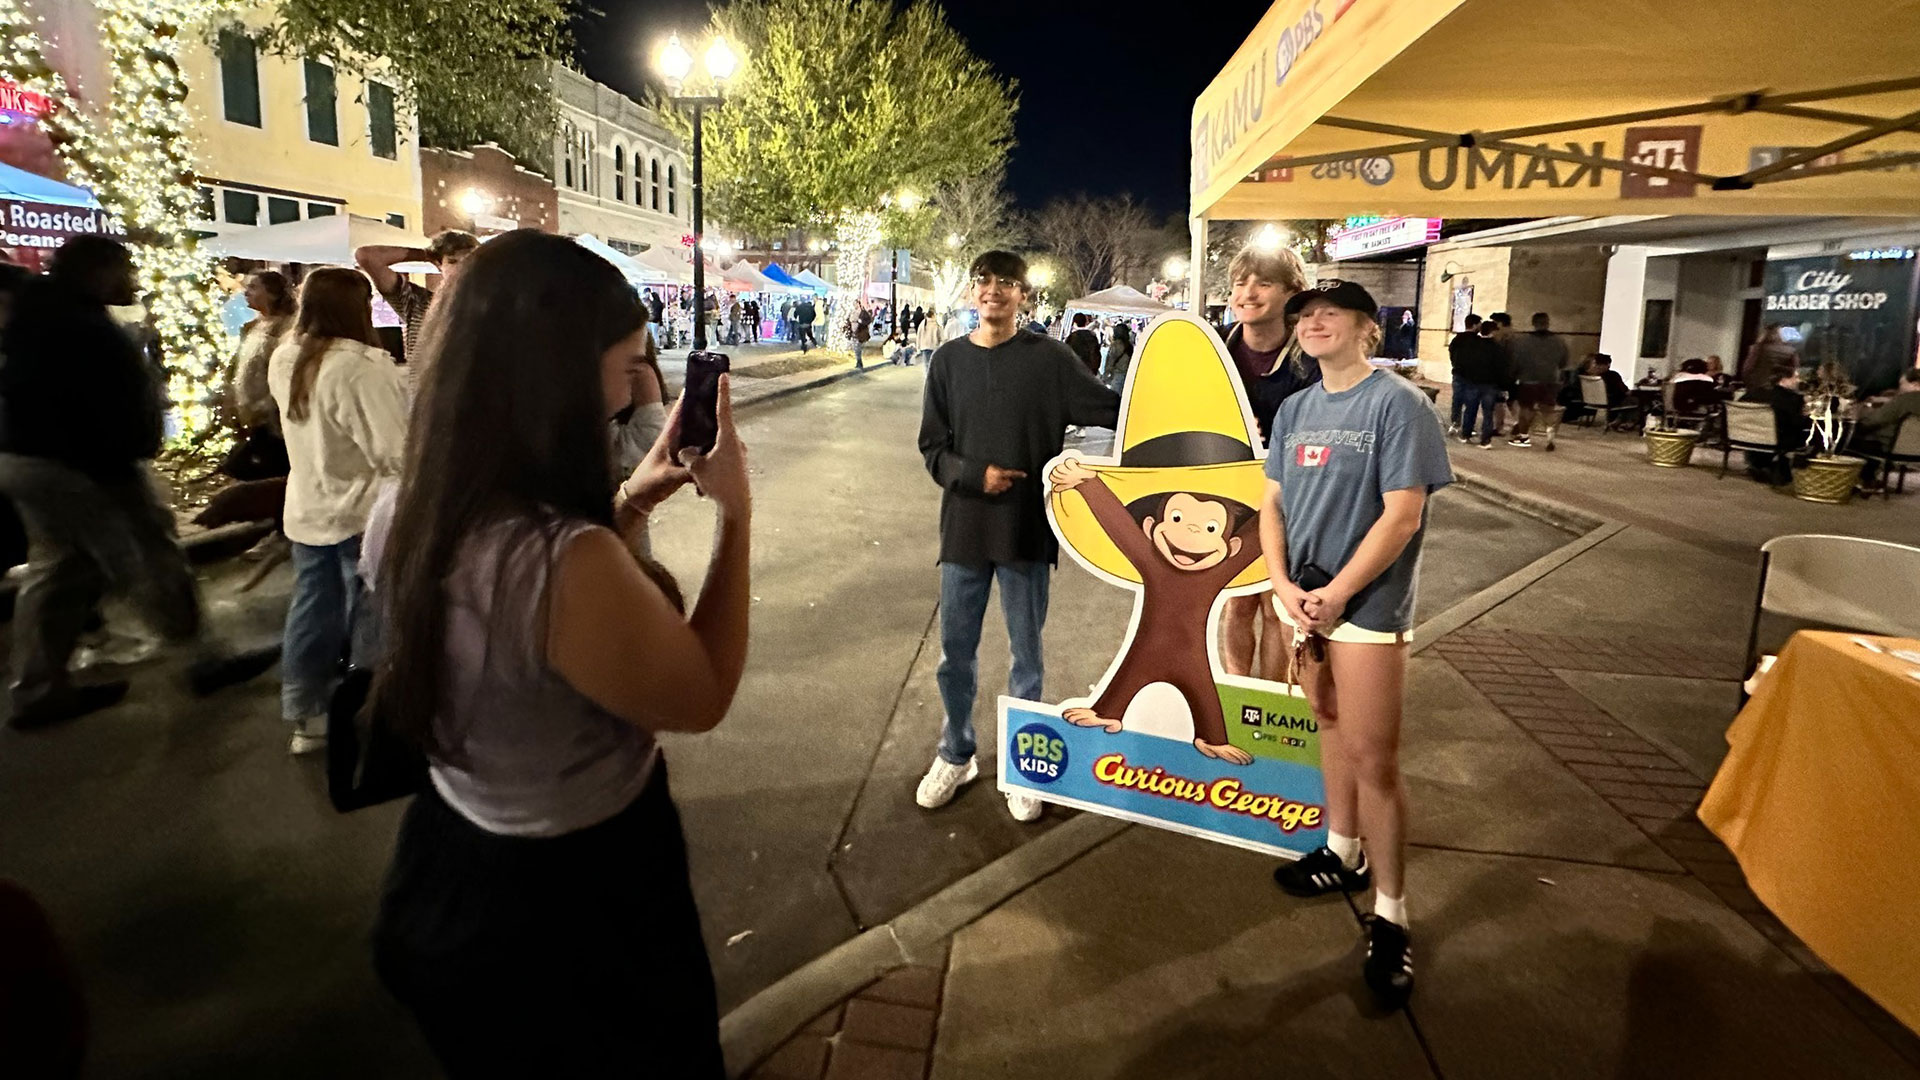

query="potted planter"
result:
[1794,454,1866,504]
[1794,361,1865,504]
[1644,427,1699,468]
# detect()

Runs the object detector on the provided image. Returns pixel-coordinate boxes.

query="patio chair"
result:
[1669,380,1722,432]
[1576,376,1637,433]
[1863,414,1920,497]
[1717,400,1781,479]
[1742,534,1920,699]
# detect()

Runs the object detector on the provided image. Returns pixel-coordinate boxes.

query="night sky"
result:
[576,0,1273,218]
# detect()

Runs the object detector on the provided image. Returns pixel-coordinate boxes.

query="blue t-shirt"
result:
[1265,370,1454,633]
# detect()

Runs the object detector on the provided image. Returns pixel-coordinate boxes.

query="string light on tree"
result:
[0,0,241,452]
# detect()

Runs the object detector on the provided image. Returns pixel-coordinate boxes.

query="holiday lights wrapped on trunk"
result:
[3,0,239,453]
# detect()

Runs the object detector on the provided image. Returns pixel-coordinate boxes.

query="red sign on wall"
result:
[0,82,55,118]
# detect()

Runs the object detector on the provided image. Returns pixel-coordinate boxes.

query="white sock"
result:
[1327,831,1362,870]
[1374,892,1408,929]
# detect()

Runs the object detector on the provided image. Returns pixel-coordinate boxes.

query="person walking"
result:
[795,295,817,353]
[268,268,407,755]
[916,251,1119,822]
[849,304,873,370]
[355,230,480,386]
[913,305,943,366]
[366,230,750,1077]
[1506,312,1567,448]
[1219,244,1318,682]
[0,237,274,729]
[1452,318,1509,447]
[1065,312,1102,377]
[1446,313,1482,435]
[1261,279,1452,1011]
[744,297,761,345]
[1102,321,1134,390]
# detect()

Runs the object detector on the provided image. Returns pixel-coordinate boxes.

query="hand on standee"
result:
[983,464,1027,495]
[619,395,694,517]
[1048,456,1094,493]
[678,375,750,517]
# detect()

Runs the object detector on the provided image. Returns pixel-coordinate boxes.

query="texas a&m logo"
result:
[1296,444,1332,467]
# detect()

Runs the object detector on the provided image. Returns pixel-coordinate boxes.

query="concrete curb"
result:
[1449,464,1607,534]
[730,360,886,413]
[720,814,1130,1076]
[1,519,273,595]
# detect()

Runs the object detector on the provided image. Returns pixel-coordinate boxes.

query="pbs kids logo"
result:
[1011,723,1068,785]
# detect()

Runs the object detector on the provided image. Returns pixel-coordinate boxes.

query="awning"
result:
[575,233,676,285]
[761,263,812,292]
[199,214,438,272]
[1192,0,1920,222]
[1065,285,1174,317]
[0,161,96,208]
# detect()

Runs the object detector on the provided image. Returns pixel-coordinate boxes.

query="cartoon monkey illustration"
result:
[1050,457,1262,765]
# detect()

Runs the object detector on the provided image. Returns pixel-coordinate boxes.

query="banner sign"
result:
[1,198,121,255]
[996,314,1327,859]
[1326,216,1441,260]
[1764,250,1920,395]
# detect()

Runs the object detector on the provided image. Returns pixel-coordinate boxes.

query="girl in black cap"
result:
[1257,279,1454,1010]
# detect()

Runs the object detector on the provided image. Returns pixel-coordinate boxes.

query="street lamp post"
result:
[657,33,739,351]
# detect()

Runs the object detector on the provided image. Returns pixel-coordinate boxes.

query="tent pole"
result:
[1246,139,1443,173]
[1759,75,1920,107]
[1188,215,1207,314]
[1757,103,1920,129]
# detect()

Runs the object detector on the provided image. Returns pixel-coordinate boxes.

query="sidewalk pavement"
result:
[659,339,897,412]
[734,420,1920,1080]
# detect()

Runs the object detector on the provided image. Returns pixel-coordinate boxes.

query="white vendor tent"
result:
[199,214,437,273]
[792,269,832,293]
[576,234,675,285]
[1066,285,1175,317]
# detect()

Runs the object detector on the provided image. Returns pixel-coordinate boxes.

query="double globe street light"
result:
[656,32,740,350]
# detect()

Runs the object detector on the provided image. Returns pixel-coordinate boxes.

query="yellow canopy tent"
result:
[1191,0,1920,244]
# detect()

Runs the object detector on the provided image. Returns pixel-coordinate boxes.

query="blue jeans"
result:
[1457,382,1500,443]
[852,340,866,367]
[936,561,1050,765]
[1449,378,1465,427]
[283,536,364,723]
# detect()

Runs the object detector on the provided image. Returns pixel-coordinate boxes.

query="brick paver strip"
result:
[841,999,937,1052]
[753,1036,831,1080]
[823,1041,927,1080]
[1436,625,1920,1066]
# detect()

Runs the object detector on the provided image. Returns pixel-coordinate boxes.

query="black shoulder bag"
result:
[326,667,427,813]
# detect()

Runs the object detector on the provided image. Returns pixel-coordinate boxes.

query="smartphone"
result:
[677,351,730,455]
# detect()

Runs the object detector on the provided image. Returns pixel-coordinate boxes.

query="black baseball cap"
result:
[1284,278,1379,320]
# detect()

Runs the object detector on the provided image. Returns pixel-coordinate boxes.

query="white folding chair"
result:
[1719,400,1781,479]
[1744,534,1920,697]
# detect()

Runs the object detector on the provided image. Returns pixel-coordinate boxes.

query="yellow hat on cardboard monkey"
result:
[1050,316,1271,590]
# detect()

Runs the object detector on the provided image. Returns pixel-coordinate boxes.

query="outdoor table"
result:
[1698,631,1920,1034]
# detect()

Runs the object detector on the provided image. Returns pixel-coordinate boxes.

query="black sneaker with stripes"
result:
[1272,846,1371,897]
[1363,915,1414,1009]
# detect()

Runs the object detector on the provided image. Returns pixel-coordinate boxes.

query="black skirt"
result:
[372,761,723,1079]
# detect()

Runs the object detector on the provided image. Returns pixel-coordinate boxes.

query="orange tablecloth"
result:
[1700,631,1920,1033]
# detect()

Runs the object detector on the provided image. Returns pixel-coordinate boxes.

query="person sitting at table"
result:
[1671,357,1714,384]
[1853,366,1920,487]
[1706,355,1734,387]
[1737,368,1808,485]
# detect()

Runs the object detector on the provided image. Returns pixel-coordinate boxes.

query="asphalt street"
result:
[0,365,1574,1077]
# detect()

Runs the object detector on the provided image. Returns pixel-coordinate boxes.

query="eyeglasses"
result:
[972,274,1024,291]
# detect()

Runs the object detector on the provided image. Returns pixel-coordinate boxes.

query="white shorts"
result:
[1272,595,1411,645]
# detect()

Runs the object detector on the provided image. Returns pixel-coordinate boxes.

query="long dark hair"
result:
[373,230,645,756]
[286,268,376,422]
[249,270,296,318]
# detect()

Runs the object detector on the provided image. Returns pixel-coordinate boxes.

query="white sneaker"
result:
[915,756,979,809]
[1005,792,1044,822]
[288,716,327,756]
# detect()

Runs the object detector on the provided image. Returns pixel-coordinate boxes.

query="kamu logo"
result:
[1419,143,1607,191]
[1260,711,1319,734]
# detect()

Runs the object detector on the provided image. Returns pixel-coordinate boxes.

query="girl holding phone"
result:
[1257,280,1452,1010]
[365,230,750,1075]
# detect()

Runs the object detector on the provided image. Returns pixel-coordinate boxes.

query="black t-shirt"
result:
[918,331,1120,566]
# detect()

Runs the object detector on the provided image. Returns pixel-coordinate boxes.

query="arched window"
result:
[562,122,574,188]
[630,153,640,203]
[613,145,625,201]
[585,132,596,194]
[650,158,661,210]
[666,164,677,216]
